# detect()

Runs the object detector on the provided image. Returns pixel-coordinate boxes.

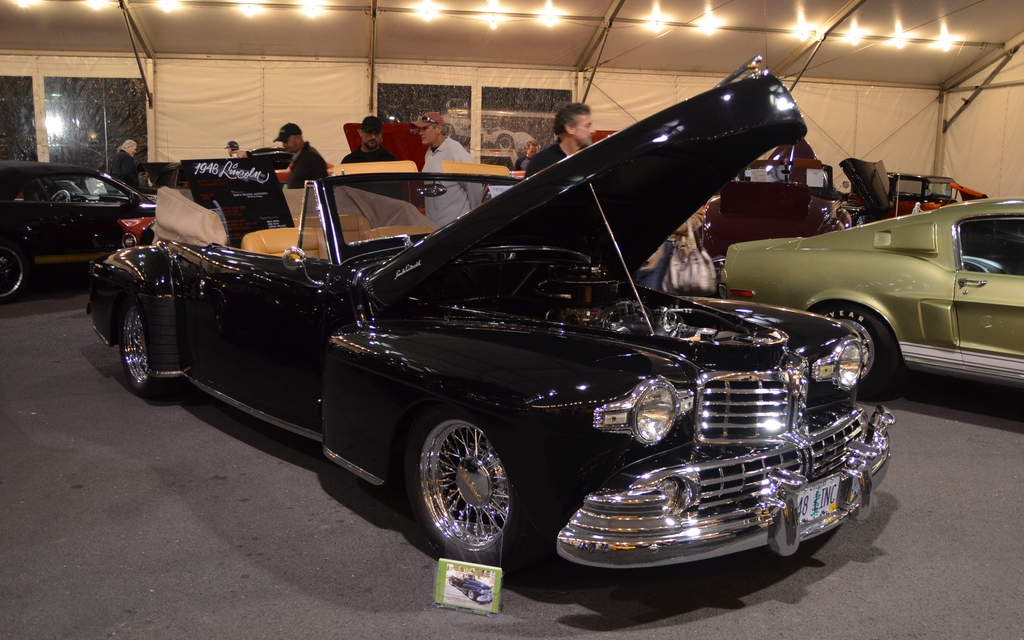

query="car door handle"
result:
[958,278,987,294]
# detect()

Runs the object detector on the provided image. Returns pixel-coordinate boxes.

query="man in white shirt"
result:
[414,112,480,226]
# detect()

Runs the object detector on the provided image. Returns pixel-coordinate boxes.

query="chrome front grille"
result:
[697,448,801,514]
[698,373,793,443]
[808,411,865,477]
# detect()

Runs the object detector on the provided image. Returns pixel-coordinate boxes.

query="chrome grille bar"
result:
[698,373,793,444]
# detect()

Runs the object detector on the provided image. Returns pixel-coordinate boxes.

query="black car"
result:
[448,575,493,603]
[88,68,892,570]
[0,161,156,301]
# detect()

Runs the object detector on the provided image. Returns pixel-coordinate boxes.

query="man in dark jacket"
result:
[110,139,139,188]
[525,103,594,178]
[274,123,328,189]
[340,116,398,164]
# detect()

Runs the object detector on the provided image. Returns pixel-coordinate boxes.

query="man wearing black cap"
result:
[341,116,398,164]
[274,122,328,189]
[225,141,243,158]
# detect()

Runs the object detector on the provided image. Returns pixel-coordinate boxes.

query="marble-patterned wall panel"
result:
[377,83,472,150]
[43,77,147,173]
[481,87,571,156]
[0,76,37,161]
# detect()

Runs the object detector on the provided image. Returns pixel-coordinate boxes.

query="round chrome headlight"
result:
[634,380,679,444]
[836,340,863,390]
[122,232,138,248]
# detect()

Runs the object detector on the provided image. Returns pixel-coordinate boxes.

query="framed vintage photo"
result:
[434,558,502,615]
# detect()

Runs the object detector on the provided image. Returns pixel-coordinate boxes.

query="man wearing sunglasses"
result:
[413,112,478,226]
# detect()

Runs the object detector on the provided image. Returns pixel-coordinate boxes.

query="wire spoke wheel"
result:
[0,241,28,301]
[122,304,149,386]
[419,419,510,550]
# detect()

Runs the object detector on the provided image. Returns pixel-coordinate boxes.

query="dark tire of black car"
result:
[119,301,185,399]
[816,302,901,398]
[0,238,30,303]
[404,407,546,571]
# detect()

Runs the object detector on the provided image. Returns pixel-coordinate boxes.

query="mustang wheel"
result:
[817,303,901,398]
[119,302,185,399]
[0,238,30,303]
[405,409,544,570]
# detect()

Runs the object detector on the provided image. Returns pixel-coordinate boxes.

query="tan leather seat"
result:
[241,214,370,258]
[362,225,435,240]
[240,228,300,255]
[440,161,511,176]
[338,214,372,243]
[335,160,417,176]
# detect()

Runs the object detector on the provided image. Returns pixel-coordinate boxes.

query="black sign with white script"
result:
[181,157,292,246]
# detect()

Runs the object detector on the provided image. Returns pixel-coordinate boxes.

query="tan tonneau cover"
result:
[151,187,229,246]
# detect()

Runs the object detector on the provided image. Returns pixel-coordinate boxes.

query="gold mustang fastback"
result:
[721,198,1024,396]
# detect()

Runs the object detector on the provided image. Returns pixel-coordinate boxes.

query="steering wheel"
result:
[50,189,71,203]
[962,256,1005,274]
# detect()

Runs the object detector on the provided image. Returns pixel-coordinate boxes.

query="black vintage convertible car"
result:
[88,67,892,570]
[448,574,494,604]
[0,161,156,301]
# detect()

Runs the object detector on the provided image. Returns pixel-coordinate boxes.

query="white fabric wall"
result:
[1,53,1011,197]
[587,69,939,191]
[154,59,368,163]
[944,54,1024,198]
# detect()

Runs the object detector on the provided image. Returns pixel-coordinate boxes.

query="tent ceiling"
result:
[2,0,1023,88]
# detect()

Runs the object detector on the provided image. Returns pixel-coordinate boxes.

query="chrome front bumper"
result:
[556,405,892,568]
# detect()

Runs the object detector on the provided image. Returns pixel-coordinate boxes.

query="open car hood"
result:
[840,157,891,217]
[367,72,807,309]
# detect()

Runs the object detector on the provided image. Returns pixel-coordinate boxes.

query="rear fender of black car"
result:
[322,323,700,536]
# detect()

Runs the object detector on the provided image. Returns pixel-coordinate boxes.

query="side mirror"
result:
[282,245,306,272]
[282,245,323,285]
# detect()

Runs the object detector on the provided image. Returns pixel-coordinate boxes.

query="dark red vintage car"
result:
[700,142,847,268]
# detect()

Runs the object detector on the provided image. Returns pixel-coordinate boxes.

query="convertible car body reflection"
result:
[89,69,891,569]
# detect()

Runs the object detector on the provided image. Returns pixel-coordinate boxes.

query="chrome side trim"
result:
[901,342,960,369]
[189,378,323,442]
[902,341,1024,388]
[151,369,188,379]
[91,323,112,347]
[323,446,385,485]
[960,349,1024,378]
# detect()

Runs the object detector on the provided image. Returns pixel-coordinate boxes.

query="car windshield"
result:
[13,174,129,203]
[925,180,953,199]
[314,175,517,249]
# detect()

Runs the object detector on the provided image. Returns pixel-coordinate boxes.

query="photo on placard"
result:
[434,558,502,615]
[377,83,472,151]
[480,87,572,169]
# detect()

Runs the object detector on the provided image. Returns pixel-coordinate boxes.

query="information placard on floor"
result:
[433,558,502,616]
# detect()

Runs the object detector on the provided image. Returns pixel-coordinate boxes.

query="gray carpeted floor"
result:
[2,283,1023,639]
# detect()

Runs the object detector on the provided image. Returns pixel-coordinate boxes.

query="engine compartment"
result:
[413,255,786,347]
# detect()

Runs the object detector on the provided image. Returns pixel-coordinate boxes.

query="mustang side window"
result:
[959,218,1024,276]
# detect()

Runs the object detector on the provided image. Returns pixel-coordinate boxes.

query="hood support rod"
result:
[589,184,653,334]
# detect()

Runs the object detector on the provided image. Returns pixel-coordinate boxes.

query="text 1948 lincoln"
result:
[88,67,891,569]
